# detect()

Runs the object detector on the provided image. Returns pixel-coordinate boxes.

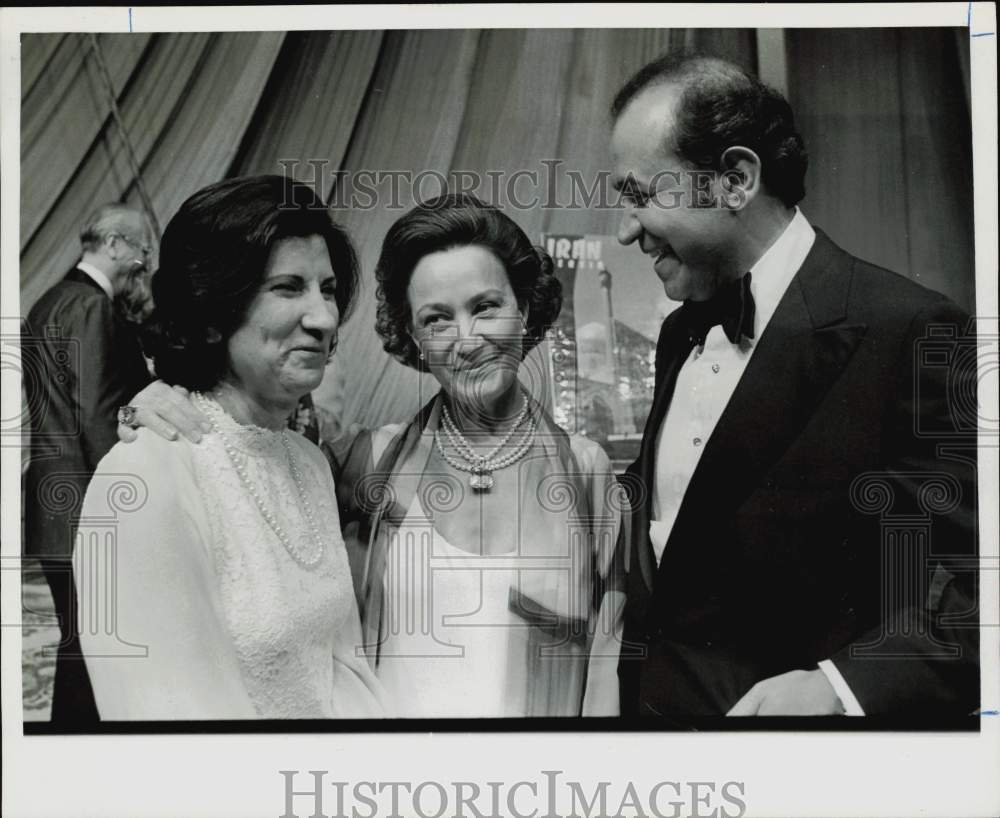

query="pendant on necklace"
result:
[470,471,494,492]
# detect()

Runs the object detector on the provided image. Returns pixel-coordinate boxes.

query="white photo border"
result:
[2,4,997,818]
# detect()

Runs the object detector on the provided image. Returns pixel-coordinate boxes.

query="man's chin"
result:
[655,260,690,302]
[661,277,691,303]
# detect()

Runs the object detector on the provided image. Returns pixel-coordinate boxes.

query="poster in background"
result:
[543,232,676,470]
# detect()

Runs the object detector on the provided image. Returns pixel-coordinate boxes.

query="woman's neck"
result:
[444,383,526,437]
[210,380,292,431]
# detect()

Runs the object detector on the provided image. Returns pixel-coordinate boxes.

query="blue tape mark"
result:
[980,710,999,716]
[968,1,996,36]
[129,8,133,32]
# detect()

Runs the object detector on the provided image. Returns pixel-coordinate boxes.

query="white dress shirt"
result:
[647,208,864,715]
[76,261,115,300]
[649,207,815,561]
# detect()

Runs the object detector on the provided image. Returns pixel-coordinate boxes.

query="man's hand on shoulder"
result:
[727,669,846,716]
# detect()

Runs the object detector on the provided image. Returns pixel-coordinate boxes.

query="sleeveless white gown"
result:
[375,495,530,717]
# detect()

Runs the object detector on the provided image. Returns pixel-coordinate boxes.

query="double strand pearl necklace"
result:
[435,395,537,491]
[194,392,326,569]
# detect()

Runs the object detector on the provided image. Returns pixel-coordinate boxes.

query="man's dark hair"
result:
[143,175,359,390]
[374,193,561,372]
[611,53,808,207]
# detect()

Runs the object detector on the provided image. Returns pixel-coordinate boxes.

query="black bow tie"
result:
[680,272,756,347]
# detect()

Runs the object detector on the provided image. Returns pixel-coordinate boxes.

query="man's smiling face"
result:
[611,82,740,303]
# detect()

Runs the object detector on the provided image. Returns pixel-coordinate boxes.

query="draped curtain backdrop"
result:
[20,28,973,430]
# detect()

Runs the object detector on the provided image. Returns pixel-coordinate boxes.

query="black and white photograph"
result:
[2,3,997,817]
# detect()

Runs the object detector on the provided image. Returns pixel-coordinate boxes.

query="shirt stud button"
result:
[693,437,702,446]
[712,363,720,373]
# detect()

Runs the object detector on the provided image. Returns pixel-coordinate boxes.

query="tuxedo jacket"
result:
[23,267,151,561]
[619,229,979,719]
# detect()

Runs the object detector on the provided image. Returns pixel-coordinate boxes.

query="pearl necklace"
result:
[194,393,326,569]
[435,396,536,491]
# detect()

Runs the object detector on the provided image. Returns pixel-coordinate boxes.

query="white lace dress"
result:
[77,399,386,720]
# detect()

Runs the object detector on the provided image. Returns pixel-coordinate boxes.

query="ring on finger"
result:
[117,405,140,428]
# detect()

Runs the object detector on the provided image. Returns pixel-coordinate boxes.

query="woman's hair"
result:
[143,175,359,390]
[374,193,562,372]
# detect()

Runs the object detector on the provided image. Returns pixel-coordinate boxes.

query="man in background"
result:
[612,54,979,719]
[23,203,154,724]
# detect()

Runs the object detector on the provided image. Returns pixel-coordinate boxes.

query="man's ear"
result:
[719,146,762,210]
[105,234,124,261]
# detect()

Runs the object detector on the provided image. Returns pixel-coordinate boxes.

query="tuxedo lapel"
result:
[660,229,868,569]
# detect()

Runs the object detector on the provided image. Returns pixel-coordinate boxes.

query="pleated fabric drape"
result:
[786,28,974,312]
[21,32,285,310]
[19,28,972,431]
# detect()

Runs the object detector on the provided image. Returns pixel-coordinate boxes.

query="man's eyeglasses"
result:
[110,233,153,259]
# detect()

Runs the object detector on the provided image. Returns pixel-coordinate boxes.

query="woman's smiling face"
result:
[407,244,526,419]
[225,234,340,411]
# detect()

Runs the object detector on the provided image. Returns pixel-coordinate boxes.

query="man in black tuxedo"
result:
[612,55,979,718]
[23,203,153,724]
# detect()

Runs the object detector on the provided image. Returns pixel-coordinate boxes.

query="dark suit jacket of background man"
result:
[619,228,979,720]
[23,267,151,723]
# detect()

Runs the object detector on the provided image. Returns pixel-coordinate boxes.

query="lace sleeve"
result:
[329,583,392,718]
[75,432,257,720]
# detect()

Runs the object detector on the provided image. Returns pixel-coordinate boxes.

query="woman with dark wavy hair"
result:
[327,193,627,717]
[122,193,625,718]
[77,176,386,719]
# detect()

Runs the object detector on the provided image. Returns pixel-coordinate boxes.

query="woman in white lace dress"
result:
[76,176,386,719]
